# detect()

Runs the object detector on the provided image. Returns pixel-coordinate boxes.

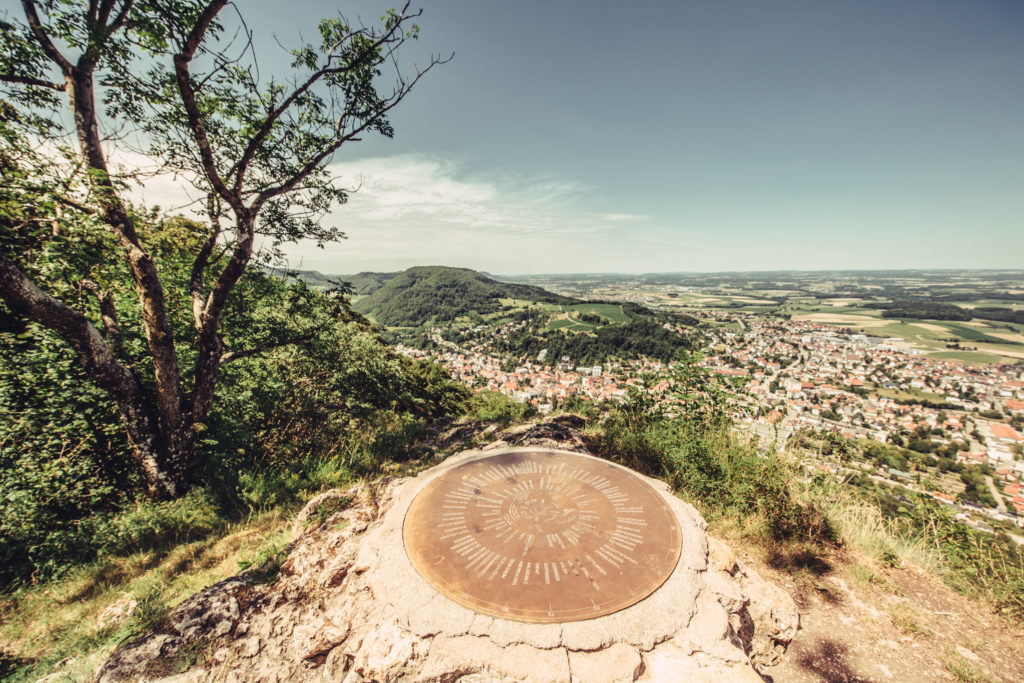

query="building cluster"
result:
[399,313,1024,522]
[398,344,666,406]
[700,315,1024,519]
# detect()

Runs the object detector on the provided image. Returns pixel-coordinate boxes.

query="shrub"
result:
[464,391,536,426]
[596,385,834,546]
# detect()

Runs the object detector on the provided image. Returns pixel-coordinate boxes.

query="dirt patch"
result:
[754,549,1024,682]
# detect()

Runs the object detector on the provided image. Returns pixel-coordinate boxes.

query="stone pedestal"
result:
[98,445,798,682]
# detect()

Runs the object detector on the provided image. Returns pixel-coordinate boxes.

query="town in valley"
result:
[307,267,1024,541]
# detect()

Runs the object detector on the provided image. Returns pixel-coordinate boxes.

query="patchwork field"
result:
[546,303,628,332]
[507,270,1024,366]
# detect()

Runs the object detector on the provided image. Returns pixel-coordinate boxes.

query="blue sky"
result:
[26,0,1024,274]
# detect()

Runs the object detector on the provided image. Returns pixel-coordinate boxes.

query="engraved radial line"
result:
[403,450,681,623]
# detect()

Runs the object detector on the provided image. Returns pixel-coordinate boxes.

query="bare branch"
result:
[0,73,63,90]
[0,253,133,399]
[229,1,417,191]
[106,0,135,34]
[172,0,242,212]
[80,278,123,355]
[20,0,73,74]
[95,0,118,28]
[254,56,449,206]
[190,194,222,328]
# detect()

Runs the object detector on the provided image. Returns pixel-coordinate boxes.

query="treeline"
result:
[971,306,1024,326]
[868,300,1024,327]
[872,301,973,321]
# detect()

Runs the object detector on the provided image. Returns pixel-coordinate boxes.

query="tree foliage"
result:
[0,1,446,498]
[0,219,468,581]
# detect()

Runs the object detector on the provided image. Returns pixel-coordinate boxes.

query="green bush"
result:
[464,391,537,426]
[0,322,134,583]
[0,265,468,585]
[596,380,834,546]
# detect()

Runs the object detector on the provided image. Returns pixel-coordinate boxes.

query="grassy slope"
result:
[0,510,294,681]
[3,411,1020,681]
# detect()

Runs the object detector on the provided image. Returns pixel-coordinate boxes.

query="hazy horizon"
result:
[283,264,1024,279]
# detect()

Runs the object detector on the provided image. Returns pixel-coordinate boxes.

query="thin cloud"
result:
[597,212,654,222]
[327,155,595,235]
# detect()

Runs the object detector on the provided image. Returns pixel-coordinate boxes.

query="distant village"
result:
[398,312,1024,532]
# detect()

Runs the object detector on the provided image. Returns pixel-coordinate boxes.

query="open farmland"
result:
[510,270,1024,366]
[546,303,628,332]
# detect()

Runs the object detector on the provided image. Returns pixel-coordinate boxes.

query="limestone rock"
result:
[96,434,800,682]
[97,633,181,681]
[292,489,353,536]
[96,595,138,630]
[707,535,738,575]
[568,642,643,683]
[735,564,801,668]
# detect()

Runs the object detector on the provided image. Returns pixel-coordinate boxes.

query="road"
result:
[985,475,1007,513]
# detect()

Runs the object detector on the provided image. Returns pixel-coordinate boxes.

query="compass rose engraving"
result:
[403,450,682,623]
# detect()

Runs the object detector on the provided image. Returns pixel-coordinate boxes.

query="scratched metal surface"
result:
[403,450,682,623]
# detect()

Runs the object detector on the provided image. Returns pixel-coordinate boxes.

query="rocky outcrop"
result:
[97,437,799,682]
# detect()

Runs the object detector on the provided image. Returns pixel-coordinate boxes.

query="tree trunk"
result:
[112,389,189,500]
[0,253,187,498]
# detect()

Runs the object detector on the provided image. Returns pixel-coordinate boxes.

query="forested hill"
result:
[263,267,339,289]
[343,271,402,295]
[262,268,400,295]
[353,266,578,326]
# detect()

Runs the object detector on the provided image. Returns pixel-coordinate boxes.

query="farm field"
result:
[546,303,628,332]
[785,312,1024,364]
[498,270,1024,366]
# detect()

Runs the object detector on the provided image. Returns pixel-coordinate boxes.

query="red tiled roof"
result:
[991,423,1023,441]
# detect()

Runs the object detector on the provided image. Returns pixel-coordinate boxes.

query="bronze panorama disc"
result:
[402,450,682,623]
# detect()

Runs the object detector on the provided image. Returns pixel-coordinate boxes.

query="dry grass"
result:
[941,647,996,683]
[818,494,940,573]
[889,601,929,638]
[0,509,292,682]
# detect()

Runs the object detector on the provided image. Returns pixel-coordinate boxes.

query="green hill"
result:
[341,271,402,295]
[264,267,340,289]
[353,266,577,326]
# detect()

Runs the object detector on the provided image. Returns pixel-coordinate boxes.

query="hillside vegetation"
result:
[490,303,699,366]
[342,271,402,295]
[354,266,577,326]
[3,355,1023,680]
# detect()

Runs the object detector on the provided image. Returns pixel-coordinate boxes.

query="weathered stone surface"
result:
[420,635,570,682]
[97,633,181,681]
[293,617,348,660]
[96,429,799,682]
[568,642,643,683]
[707,535,738,575]
[97,595,138,630]
[640,639,763,682]
[165,578,244,640]
[737,563,801,668]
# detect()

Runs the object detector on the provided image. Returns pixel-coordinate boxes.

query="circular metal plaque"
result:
[403,450,682,623]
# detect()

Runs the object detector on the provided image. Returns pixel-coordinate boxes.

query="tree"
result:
[0,1,447,498]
